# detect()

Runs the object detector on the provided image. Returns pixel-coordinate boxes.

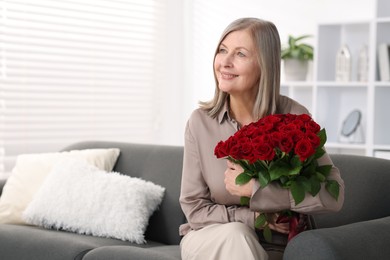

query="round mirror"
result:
[341,110,361,137]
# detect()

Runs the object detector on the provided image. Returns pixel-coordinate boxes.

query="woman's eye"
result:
[238,52,246,57]
[218,48,227,54]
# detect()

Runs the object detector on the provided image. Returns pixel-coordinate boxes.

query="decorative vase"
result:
[357,45,369,82]
[335,45,351,82]
[283,59,309,81]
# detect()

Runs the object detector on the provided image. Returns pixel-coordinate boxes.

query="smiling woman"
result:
[0,0,171,173]
[179,17,344,260]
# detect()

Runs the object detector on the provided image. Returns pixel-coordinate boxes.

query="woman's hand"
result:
[224,160,254,197]
[255,212,290,234]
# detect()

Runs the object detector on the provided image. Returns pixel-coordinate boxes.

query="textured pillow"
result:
[23,159,165,244]
[0,148,120,224]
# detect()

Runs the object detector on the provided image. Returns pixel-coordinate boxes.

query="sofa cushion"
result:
[62,141,186,245]
[0,148,120,224]
[23,159,165,244]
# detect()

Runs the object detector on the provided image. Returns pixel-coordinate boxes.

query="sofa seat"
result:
[83,245,181,260]
[0,224,175,260]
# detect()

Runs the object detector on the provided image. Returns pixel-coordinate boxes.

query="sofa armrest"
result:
[283,216,390,260]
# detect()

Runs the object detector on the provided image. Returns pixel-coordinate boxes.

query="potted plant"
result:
[281,35,313,81]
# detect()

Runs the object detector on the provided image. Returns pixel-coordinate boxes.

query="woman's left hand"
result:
[224,160,254,197]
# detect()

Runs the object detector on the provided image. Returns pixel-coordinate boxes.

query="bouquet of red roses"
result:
[214,113,340,242]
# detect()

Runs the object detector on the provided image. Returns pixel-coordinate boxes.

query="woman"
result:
[179,17,344,260]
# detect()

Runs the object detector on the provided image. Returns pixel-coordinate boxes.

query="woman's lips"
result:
[221,72,238,79]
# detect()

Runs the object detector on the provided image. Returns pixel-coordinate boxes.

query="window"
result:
[0,0,168,174]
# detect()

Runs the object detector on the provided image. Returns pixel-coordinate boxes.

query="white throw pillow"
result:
[23,159,165,244]
[0,148,120,224]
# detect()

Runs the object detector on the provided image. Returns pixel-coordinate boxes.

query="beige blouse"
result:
[179,95,345,236]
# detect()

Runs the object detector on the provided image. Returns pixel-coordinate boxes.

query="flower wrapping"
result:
[214,113,340,242]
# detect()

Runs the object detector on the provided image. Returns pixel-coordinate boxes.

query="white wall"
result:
[166,0,374,146]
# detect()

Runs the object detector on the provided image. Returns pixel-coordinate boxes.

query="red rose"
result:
[279,123,298,133]
[214,136,237,158]
[254,142,275,161]
[279,134,294,153]
[214,141,227,158]
[262,114,282,125]
[294,138,315,161]
[298,114,312,122]
[306,132,321,148]
[290,129,305,143]
[242,125,255,137]
[270,132,282,147]
[305,120,321,134]
[258,123,274,133]
[229,143,242,160]
[239,138,256,162]
[253,134,273,147]
[282,114,297,124]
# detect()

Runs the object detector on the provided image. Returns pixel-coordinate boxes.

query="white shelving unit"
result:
[282,0,390,157]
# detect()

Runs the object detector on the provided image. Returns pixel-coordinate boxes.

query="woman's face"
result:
[214,29,260,98]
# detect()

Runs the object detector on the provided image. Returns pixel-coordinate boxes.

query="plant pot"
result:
[283,59,309,81]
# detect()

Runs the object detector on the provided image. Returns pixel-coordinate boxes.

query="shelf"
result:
[316,82,368,87]
[317,22,370,82]
[373,145,390,151]
[376,17,390,23]
[325,142,367,156]
[374,82,390,87]
[280,0,389,157]
[326,142,366,150]
[281,81,314,87]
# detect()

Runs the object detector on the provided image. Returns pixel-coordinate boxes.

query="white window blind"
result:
[0,0,167,174]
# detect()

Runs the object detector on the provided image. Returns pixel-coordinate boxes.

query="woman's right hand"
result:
[255,212,289,234]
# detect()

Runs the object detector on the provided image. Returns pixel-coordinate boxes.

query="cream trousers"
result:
[180,222,269,260]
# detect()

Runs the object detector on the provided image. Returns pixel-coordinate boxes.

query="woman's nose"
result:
[221,53,233,67]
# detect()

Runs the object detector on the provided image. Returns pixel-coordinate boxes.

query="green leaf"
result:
[263,225,273,243]
[315,171,326,182]
[240,196,250,206]
[255,213,267,228]
[309,175,321,196]
[300,176,311,193]
[231,158,251,172]
[291,155,302,168]
[317,164,332,177]
[291,180,305,205]
[279,176,289,185]
[282,35,313,60]
[326,180,340,200]
[258,169,270,187]
[235,172,252,185]
[269,161,302,181]
[318,128,327,147]
[314,147,326,160]
[302,161,316,176]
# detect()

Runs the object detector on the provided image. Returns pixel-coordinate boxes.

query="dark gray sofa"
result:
[0,141,390,260]
[0,141,184,260]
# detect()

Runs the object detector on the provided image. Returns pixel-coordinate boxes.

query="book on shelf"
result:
[378,43,390,81]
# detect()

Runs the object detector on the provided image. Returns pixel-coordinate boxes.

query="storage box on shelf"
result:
[282,0,390,157]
